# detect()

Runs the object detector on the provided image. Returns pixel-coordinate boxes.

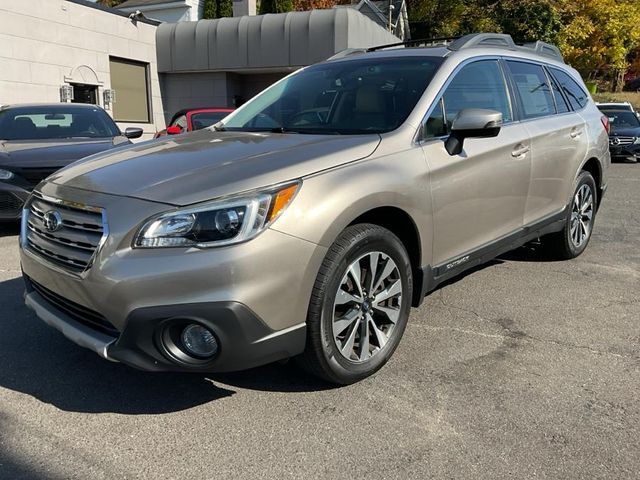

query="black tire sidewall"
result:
[317,226,412,383]
[564,171,597,257]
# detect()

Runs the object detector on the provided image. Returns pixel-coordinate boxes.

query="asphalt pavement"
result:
[0,163,638,479]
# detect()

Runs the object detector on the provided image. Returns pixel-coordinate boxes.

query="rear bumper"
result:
[24,275,307,372]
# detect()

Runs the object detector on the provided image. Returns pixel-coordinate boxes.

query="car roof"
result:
[0,103,105,111]
[325,33,568,69]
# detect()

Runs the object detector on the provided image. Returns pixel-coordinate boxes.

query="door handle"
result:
[570,128,582,139]
[511,145,530,157]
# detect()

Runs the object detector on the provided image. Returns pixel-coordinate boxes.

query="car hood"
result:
[0,138,125,169]
[609,126,640,137]
[49,130,381,206]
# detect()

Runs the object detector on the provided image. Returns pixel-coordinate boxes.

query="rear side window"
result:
[548,73,571,114]
[423,60,512,138]
[549,68,589,110]
[506,61,555,119]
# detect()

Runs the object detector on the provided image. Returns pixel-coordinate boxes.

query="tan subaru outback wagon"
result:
[20,34,610,384]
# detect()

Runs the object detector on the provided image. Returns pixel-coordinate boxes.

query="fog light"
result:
[180,324,218,358]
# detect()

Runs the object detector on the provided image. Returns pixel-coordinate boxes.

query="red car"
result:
[154,108,234,138]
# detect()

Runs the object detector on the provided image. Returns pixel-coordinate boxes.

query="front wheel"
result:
[544,171,597,260]
[297,224,413,384]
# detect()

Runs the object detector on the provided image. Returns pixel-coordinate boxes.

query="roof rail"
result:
[448,33,517,51]
[328,33,565,63]
[366,36,460,52]
[521,41,564,62]
[327,48,369,61]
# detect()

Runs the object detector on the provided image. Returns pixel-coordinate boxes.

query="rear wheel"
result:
[544,171,597,259]
[297,224,412,384]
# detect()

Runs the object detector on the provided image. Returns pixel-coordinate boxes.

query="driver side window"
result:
[423,60,512,140]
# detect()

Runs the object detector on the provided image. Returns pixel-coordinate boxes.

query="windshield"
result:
[221,56,443,135]
[604,110,640,129]
[0,106,121,141]
[191,111,231,130]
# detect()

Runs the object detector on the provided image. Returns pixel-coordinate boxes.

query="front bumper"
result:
[0,182,30,220]
[20,183,327,372]
[609,143,640,161]
[24,276,306,372]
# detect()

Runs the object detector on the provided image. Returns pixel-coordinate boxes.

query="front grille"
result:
[27,276,118,337]
[0,192,24,213]
[18,167,59,187]
[25,193,106,273]
[610,136,636,146]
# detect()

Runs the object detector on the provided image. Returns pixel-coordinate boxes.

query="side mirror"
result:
[166,126,182,135]
[444,109,502,156]
[124,127,144,139]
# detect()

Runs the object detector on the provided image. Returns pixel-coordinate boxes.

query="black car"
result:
[0,103,142,220]
[599,108,640,163]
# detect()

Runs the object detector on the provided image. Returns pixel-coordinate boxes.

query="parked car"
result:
[20,33,609,384]
[0,103,142,220]
[596,101,639,117]
[598,107,640,163]
[154,108,234,138]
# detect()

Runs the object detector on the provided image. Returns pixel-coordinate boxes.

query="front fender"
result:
[271,146,433,268]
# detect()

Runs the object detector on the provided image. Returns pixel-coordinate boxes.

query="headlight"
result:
[634,137,640,145]
[134,181,300,248]
[0,169,14,180]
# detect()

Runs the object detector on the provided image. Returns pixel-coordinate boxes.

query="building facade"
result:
[1,0,400,137]
[0,0,166,139]
[155,8,399,117]
[117,0,205,23]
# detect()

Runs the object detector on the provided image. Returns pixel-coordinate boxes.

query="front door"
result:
[421,59,531,267]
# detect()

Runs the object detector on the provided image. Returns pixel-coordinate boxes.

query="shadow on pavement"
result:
[0,221,20,238]
[0,276,334,415]
[499,240,563,263]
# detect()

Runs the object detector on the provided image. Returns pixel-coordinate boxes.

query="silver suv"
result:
[20,34,610,384]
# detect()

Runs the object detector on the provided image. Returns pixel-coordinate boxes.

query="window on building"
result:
[109,57,150,123]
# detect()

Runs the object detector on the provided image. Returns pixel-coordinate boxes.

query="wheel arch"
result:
[348,206,425,307]
[580,157,604,208]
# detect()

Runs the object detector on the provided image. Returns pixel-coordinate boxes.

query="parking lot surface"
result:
[0,164,638,480]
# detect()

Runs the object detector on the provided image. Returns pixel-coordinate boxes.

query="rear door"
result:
[420,59,531,267]
[505,60,588,225]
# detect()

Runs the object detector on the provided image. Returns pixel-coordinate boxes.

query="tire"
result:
[297,224,413,385]
[544,170,597,260]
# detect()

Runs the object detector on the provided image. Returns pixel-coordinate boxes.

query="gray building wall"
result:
[160,71,287,122]
[160,72,228,117]
[156,9,399,73]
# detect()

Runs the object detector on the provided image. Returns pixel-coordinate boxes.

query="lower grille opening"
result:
[0,192,24,213]
[27,276,119,337]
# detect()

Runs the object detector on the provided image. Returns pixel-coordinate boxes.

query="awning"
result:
[156,9,400,73]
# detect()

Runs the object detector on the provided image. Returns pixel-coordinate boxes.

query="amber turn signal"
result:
[268,184,299,222]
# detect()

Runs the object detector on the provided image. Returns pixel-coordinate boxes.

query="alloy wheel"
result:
[570,183,594,248]
[332,251,403,363]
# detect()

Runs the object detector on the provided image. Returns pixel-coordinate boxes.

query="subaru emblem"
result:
[43,210,63,232]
